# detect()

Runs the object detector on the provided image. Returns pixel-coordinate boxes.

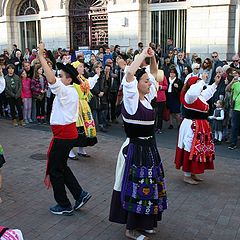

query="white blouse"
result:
[0,75,5,94]
[185,80,217,104]
[49,78,79,125]
[122,76,156,115]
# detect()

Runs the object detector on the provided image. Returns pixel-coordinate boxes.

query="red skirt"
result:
[175,119,215,174]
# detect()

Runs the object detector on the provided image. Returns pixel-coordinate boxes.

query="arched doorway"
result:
[69,0,108,50]
[16,0,41,50]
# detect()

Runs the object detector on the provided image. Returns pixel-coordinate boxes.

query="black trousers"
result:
[0,91,8,116]
[155,102,165,130]
[36,98,45,118]
[48,138,82,207]
[8,97,23,120]
[109,92,118,121]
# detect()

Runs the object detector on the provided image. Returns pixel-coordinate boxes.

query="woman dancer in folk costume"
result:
[175,73,221,185]
[0,67,5,204]
[68,61,99,160]
[109,47,167,240]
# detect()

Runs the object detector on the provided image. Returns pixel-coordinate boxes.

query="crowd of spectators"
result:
[0,40,240,149]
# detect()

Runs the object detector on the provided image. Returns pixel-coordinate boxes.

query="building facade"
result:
[0,0,239,59]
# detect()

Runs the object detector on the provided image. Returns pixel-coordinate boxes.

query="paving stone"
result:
[1,119,240,239]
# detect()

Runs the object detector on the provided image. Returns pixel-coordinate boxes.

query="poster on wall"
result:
[75,49,98,63]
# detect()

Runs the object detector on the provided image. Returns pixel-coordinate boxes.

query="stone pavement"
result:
[0,119,240,240]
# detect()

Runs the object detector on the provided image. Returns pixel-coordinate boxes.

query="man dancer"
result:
[38,42,91,215]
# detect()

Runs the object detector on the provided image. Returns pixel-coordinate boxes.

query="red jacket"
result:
[156,76,168,102]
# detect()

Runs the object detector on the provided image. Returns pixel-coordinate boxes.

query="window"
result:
[17,0,41,50]
[151,9,187,53]
[17,0,40,16]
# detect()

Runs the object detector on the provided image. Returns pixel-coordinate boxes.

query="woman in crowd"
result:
[175,73,221,184]
[155,70,168,134]
[200,58,212,84]
[68,61,99,160]
[0,68,5,203]
[109,47,167,240]
[166,68,183,129]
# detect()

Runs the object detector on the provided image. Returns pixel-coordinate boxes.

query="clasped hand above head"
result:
[142,47,155,58]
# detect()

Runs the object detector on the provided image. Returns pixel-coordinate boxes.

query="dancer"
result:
[68,61,99,160]
[0,68,5,203]
[38,42,91,215]
[109,47,167,240]
[175,73,221,185]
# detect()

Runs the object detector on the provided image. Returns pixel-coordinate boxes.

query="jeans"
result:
[99,109,108,128]
[22,98,32,120]
[230,110,240,145]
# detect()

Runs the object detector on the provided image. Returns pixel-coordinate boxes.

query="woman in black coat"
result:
[166,68,183,129]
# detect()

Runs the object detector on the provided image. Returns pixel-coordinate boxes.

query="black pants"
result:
[155,102,165,130]
[46,93,55,122]
[109,92,118,121]
[48,138,82,207]
[36,98,45,118]
[0,91,8,116]
[8,97,23,120]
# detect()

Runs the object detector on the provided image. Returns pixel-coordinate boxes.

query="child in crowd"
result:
[31,64,48,124]
[209,99,225,144]
[20,70,32,124]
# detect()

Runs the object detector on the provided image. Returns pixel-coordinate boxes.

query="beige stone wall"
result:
[187,0,239,59]
[107,0,149,50]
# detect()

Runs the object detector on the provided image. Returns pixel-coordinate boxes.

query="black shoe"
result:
[228,144,237,150]
[49,204,73,216]
[168,124,173,129]
[77,153,90,158]
[74,191,92,211]
[69,156,78,160]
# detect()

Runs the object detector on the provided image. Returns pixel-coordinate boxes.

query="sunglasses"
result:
[204,61,209,64]
[212,55,218,58]
[233,60,239,62]
[194,68,200,70]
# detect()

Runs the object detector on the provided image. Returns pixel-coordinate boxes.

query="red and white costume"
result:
[175,77,217,174]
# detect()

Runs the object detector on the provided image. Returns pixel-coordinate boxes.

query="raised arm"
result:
[38,42,56,84]
[150,51,158,79]
[126,47,154,83]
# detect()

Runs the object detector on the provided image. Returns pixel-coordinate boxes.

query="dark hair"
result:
[185,65,192,74]
[202,58,212,70]
[170,68,178,76]
[145,57,151,65]
[195,57,202,65]
[6,64,15,70]
[138,42,143,47]
[135,68,147,81]
[114,45,120,52]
